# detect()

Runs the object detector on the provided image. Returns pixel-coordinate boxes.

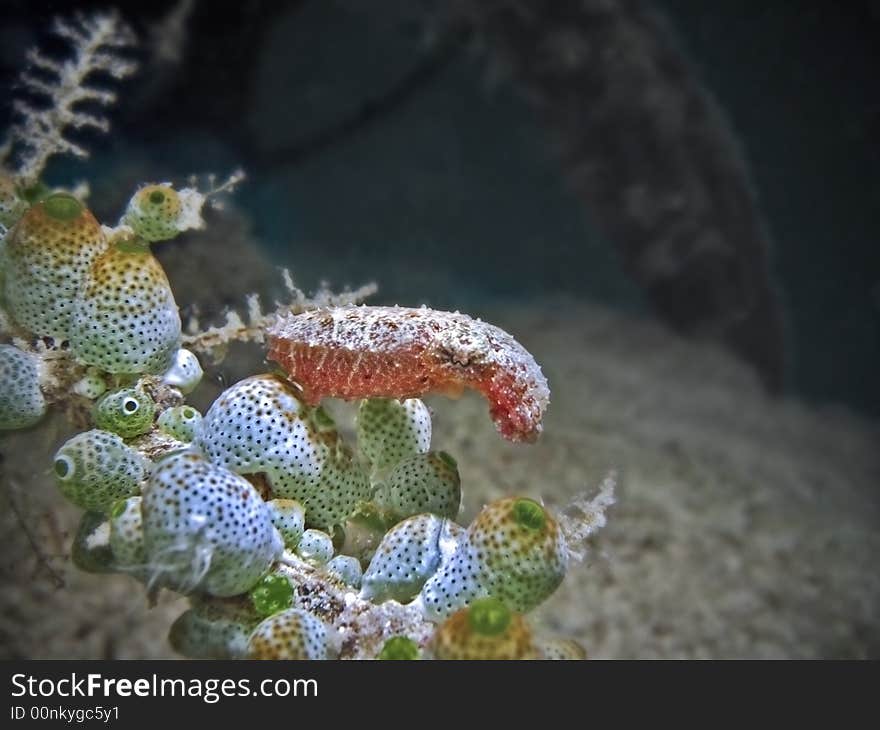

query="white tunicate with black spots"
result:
[361,513,464,604]
[0,344,46,430]
[417,530,487,621]
[160,347,203,393]
[195,374,328,494]
[266,499,305,548]
[141,452,283,597]
[295,451,370,531]
[296,529,334,565]
[69,242,181,375]
[195,374,370,530]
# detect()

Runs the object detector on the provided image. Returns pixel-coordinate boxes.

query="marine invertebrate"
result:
[249,574,295,617]
[295,529,335,565]
[168,596,261,660]
[356,397,432,474]
[70,233,182,374]
[373,451,461,522]
[377,635,420,660]
[419,496,567,619]
[194,373,372,531]
[156,404,202,442]
[0,344,46,430]
[108,495,147,576]
[266,499,306,548]
[430,597,538,660]
[142,452,284,597]
[160,348,203,393]
[94,385,156,438]
[247,608,335,660]
[123,183,205,242]
[267,305,551,442]
[3,194,108,340]
[0,8,616,662]
[361,514,464,604]
[53,429,148,511]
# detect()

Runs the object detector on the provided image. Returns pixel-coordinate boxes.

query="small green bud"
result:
[377,636,420,660]
[468,597,511,637]
[512,498,545,531]
[249,574,295,617]
[43,193,83,221]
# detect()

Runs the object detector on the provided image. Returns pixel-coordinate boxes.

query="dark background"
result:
[1,0,878,417]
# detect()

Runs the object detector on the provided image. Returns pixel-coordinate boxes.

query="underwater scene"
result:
[0,0,877,659]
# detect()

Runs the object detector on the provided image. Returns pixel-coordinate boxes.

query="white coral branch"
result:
[1,11,137,185]
[182,270,378,362]
[558,471,618,562]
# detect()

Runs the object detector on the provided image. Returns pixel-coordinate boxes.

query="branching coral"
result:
[0,12,137,187]
[0,9,614,660]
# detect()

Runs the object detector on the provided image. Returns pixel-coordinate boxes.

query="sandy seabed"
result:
[1,298,878,659]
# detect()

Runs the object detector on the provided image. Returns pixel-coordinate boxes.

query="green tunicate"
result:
[377,636,420,660]
[467,597,511,637]
[122,184,182,242]
[157,404,203,442]
[53,429,148,511]
[250,574,294,617]
[94,386,156,438]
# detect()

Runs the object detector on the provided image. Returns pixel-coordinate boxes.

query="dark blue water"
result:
[7,0,878,416]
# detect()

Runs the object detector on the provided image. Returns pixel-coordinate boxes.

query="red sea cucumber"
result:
[266,305,550,443]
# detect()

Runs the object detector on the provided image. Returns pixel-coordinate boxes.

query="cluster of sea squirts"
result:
[0,176,584,660]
